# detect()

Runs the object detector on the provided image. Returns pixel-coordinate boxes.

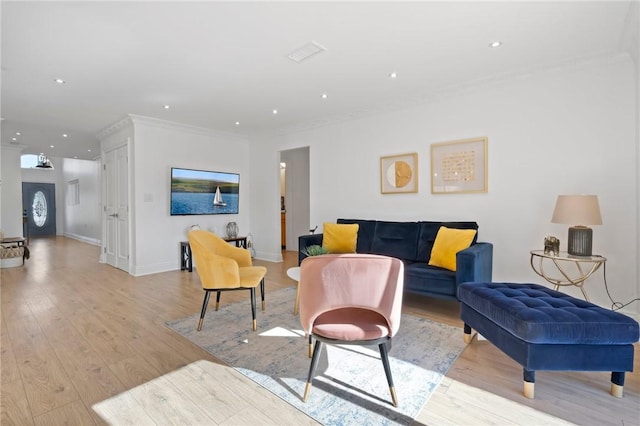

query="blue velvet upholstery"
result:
[298,219,493,301]
[370,221,420,260]
[458,283,639,344]
[458,282,638,390]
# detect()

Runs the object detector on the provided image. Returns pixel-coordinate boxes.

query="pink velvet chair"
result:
[299,253,404,407]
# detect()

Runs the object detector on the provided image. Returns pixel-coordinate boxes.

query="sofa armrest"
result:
[298,233,324,265]
[456,242,493,290]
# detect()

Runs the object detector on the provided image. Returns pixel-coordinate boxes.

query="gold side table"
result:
[529,250,606,302]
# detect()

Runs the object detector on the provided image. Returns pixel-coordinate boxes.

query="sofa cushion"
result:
[322,222,359,253]
[428,226,477,271]
[404,262,457,297]
[417,221,478,262]
[370,221,420,261]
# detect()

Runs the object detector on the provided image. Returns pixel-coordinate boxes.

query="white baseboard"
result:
[131,261,180,277]
[254,250,283,263]
[64,233,100,246]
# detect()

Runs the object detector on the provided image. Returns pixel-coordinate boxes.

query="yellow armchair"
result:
[188,230,267,331]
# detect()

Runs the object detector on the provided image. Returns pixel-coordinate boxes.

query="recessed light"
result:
[54,78,66,84]
[321,93,328,99]
[489,41,502,48]
[15,132,20,136]
[12,137,16,141]
[389,72,398,79]
[87,149,92,152]
[50,145,55,148]
[235,121,240,126]
[163,105,170,109]
[62,133,68,138]
[272,109,278,115]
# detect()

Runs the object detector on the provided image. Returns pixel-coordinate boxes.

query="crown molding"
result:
[96,116,134,141]
[128,114,249,143]
[277,51,629,136]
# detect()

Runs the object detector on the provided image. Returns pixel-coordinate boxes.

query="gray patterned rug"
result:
[166,287,467,425]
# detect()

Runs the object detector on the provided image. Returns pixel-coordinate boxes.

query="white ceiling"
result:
[1,1,636,160]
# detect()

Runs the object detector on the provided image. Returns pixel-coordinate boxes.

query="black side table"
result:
[180,241,192,272]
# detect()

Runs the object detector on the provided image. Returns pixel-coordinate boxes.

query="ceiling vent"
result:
[287,41,327,63]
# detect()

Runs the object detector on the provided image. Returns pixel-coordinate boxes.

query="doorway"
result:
[280,147,310,252]
[22,182,56,237]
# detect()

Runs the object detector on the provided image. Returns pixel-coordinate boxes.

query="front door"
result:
[22,182,57,237]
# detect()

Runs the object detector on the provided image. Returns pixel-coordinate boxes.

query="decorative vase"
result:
[226,222,239,238]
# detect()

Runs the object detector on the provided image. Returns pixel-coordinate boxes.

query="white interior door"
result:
[104,144,129,271]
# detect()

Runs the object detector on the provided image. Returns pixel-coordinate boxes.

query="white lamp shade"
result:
[551,195,602,226]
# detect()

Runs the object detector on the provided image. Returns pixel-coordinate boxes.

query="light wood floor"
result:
[1,237,638,425]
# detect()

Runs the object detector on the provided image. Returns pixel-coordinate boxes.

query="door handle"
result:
[108,213,119,218]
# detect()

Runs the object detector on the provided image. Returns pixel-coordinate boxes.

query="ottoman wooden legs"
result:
[520,369,625,399]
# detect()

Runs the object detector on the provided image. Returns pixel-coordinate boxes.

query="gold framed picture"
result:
[431,137,487,194]
[380,153,418,194]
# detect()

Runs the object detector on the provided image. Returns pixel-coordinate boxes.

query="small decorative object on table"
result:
[543,235,560,256]
[226,222,239,238]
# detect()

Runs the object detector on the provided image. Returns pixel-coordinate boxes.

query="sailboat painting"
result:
[213,186,227,207]
[170,167,239,215]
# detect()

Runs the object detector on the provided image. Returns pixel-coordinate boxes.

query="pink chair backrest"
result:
[299,253,404,337]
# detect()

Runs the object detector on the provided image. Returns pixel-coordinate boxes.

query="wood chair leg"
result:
[379,341,398,407]
[197,290,212,331]
[250,287,257,331]
[303,340,323,402]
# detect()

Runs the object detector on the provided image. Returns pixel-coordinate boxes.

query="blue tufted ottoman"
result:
[458,282,639,398]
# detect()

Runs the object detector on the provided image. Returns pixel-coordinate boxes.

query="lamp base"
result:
[567,226,593,257]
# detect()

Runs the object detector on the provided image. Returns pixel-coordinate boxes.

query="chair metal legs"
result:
[260,278,265,311]
[197,290,212,331]
[379,341,398,407]
[197,287,259,332]
[250,287,257,331]
[303,340,323,402]
[303,337,398,407]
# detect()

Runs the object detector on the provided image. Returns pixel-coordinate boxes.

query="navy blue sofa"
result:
[298,219,493,301]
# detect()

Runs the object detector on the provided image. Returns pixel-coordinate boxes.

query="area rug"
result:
[166,287,467,425]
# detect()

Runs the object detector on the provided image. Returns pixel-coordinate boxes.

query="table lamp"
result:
[551,195,602,257]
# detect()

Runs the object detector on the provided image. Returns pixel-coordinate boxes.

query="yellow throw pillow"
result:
[428,226,477,271]
[322,222,359,254]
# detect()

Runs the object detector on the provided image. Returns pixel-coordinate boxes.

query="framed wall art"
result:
[430,137,487,194]
[380,153,418,194]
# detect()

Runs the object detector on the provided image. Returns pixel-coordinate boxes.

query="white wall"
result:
[250,55,638,318]
[61,158,101,244]
[129,116,251,275]
[0,145,25,237]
